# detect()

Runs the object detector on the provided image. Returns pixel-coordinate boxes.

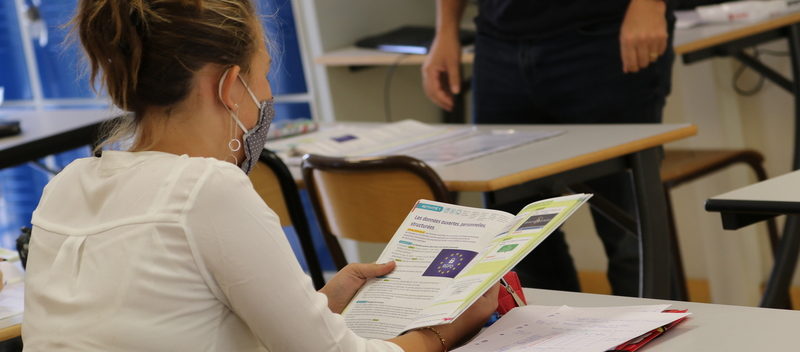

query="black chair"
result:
[249,149,326,290]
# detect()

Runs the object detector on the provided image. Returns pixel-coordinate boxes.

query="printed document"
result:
[341,194,591,339]
[264,119,562,166]
[453,304,690,352]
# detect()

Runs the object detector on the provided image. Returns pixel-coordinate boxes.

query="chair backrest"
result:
[249,149,326,290]
[301,154,451,269]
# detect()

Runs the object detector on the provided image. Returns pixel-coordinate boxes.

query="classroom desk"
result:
[315,46,475,67]
[674,11,800,170]
[0,109,118,170]
[275,123,697,299]
[522,287,800,351]
[0,283,24,343]
[706,169,800,309]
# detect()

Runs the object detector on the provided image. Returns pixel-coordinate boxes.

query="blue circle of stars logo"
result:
[423,249,478,278]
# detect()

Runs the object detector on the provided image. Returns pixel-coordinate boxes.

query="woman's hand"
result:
[389,283,501,351]
[437,282,501,347]
[620,0,668,73]
[319,261,396,314]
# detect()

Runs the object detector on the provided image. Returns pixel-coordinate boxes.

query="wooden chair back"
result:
[301,154,451,269]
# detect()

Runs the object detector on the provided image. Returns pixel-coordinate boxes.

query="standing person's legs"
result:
[524,21,674,296]
[473,33,581,291]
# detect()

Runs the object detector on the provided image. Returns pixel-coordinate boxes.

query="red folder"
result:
[497,271,527,315]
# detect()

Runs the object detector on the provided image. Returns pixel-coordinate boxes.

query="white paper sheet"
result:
[264,120,564,166]
[453,305,689,352]
[400,129,564,166]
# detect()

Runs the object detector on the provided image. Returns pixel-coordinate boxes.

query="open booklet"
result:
[341,194,592,339]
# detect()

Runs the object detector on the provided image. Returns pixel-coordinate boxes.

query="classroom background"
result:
[0,0,795,307]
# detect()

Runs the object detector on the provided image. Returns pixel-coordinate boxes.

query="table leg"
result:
[789,23,800,170]
[754,23,800,309]
[629,147,673,299]
[760,215,800,308]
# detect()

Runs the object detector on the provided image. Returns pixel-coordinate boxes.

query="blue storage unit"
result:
[33,0,94,99]
[259,0,308,95]
[275,102,312,122]
[0,0,32,101]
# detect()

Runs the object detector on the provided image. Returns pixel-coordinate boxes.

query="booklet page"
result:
[404,194,592,330]
[341,200,513,339]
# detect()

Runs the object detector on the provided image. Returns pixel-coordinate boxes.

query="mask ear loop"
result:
[237,75,262,107]
[219,68,243,165]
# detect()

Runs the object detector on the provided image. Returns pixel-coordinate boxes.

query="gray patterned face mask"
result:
[223,73,275,174]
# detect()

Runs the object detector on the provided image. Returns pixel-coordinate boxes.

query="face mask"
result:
[219,70,275,174]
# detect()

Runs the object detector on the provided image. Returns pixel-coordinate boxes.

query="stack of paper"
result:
[453,304,690,352]
[264,119,563,166]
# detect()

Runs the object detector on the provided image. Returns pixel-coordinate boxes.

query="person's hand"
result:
[319,261,396,314]
[620,0,668,73]
[422,32,462,111]
[436,283,501,348]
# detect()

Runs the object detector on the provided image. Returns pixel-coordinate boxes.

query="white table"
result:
[0,109,119,169]
[706,169,800,309]
[0,282,24,342]
[524,287,800,351]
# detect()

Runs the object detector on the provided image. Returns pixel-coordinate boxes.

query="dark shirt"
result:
[475,0,671,41]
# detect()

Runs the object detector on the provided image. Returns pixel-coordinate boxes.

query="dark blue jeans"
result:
[473,21,674,296]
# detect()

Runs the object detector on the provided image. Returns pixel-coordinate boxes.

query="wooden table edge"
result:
[446,124,698,192]
[675,13,800,55]
[314,49,475,66]
[0,324,20,342]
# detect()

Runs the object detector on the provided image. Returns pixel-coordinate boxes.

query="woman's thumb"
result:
[358,261,396,278]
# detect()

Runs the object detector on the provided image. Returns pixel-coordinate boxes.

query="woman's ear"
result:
[217,65,242,112]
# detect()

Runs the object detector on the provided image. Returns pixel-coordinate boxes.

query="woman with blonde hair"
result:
[21,1,497,351]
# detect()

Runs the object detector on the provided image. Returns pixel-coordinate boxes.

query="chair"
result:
[660,148,779,299]
[301,154,451,270]
[249,149,326,290]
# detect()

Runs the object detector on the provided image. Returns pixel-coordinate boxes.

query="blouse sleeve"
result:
[183,163,402,352]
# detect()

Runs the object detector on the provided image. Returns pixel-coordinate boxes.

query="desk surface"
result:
[674,10,800,55]
[523,288,800,351]
[706,168,800,214]
[0,283,23,342]
[0,108,117,169]
[315,47,475,66]
[316,12,800,66]
[282,123,696,191]
[438,124,695,191]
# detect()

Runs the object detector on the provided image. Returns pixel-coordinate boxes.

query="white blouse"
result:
[22,151,402,352]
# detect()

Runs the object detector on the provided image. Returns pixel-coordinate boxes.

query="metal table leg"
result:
[760,215,800,308]
[630,148,673,299]
[789,23,800,171]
